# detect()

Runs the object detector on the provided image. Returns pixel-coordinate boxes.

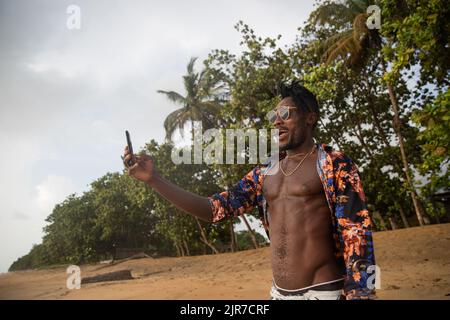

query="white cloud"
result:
[11,211,30,221]
[25,53,88,79]
[35,175,77,214]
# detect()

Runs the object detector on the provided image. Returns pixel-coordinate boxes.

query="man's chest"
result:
[262,156,324,202]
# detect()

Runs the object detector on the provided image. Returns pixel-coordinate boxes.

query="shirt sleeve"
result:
[334,156,377,300]
[208,167,261,223]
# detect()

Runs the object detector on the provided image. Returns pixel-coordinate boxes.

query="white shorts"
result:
[269,278,344,300]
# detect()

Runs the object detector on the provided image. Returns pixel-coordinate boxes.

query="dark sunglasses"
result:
[267,105,297,123]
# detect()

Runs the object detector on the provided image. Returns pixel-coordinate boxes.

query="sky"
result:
[0,0,315,273]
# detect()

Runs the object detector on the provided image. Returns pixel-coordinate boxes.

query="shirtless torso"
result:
[264,148,343,290]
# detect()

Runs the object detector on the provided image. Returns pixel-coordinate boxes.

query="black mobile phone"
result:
[125,130,135,166]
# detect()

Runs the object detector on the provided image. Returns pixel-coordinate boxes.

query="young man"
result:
[123,81,376,300]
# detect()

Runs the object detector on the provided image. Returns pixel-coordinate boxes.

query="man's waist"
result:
[272,278,345,296]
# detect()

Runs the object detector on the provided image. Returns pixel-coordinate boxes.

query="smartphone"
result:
[125,130,135,166]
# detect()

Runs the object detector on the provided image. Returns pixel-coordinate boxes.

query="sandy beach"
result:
[1,223,449,300]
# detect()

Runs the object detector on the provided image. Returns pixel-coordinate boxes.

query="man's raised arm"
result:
[123,146,213,222]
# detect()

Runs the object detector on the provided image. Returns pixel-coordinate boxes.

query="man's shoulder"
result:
[320,143,354,165]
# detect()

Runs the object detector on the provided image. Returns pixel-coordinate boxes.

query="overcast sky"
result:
[0,0,314,273]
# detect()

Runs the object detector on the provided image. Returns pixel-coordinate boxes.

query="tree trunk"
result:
[373,211,388,231]
[367,95,414,190]
[229,217,237,252]
[398,206,410,228]
[182,239,190,256]
[386,83,426,226]
[417,199,430,224]
[82,270,134,284]
[195,217,219,254]
[435,214,440,224]
[182,242,186,256]
[388,217,398,230]
[240,215,259,249]
[175,243,181,257]
[176,242,185,257]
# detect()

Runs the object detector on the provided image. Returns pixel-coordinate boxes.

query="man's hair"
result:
[277,80,319,114]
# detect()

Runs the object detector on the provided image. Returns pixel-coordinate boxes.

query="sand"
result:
[1,223,450,300]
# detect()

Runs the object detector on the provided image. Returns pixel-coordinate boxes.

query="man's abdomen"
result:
[269,195,343,290]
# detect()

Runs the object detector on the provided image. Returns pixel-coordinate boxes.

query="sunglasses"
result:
[267,105,297,123]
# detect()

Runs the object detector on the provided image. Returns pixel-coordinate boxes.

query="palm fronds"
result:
[158,57,225,142]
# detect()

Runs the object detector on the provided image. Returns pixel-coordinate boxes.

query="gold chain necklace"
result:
[279,145,315,177]
[286,151,307,158]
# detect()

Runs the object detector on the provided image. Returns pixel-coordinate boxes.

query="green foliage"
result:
[236,230,268,251]
[9,244,49,271]
[412,90,450,172]
[412,90,450,218]
[381,0,450,85]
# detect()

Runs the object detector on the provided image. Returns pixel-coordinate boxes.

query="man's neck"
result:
[285,139,316,157]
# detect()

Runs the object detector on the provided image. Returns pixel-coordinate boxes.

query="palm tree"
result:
[310,0,382,69]
[310,0,427,225]
[158,57,223,142]
[158,57,224,253]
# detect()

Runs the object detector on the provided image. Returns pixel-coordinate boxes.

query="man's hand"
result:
[123,146,155,183]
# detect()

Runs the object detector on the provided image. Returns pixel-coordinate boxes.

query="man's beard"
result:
[279,134,304,152]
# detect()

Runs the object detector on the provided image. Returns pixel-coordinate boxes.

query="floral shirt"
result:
[209,143,376,300]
